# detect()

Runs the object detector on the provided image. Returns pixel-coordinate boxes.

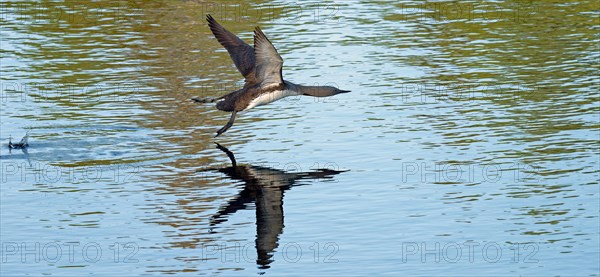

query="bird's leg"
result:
[215,143,237,167]
[215,111,237,137]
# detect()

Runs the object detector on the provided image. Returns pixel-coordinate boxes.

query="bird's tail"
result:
[191,97,217,103]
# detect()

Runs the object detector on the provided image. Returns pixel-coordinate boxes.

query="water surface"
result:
[1,0,599,276]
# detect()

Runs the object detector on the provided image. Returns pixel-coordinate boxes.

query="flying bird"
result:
[194,15,350,137]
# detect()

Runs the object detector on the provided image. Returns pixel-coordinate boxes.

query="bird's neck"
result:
[294,84,333,97]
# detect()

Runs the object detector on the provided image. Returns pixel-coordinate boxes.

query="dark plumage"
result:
[195,15,351,137]
[8,133,29,149]
[206,14,256,84]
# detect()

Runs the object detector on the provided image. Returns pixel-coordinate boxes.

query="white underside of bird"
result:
[243,89,301,111]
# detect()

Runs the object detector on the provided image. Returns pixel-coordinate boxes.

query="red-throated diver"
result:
[193,15,350,137]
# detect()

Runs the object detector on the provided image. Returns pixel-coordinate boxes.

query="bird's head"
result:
[331,87,351,95]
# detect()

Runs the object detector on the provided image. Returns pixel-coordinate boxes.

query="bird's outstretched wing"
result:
[253,26,284,87]
[206,14,256,83]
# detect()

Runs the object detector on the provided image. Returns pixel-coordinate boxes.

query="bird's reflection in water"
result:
[5,146,32,167]
[205,143,346,269]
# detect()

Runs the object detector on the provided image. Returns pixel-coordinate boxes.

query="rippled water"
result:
[1,0,598,276]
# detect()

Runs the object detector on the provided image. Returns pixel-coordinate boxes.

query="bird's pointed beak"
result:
[339,90,351,93]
